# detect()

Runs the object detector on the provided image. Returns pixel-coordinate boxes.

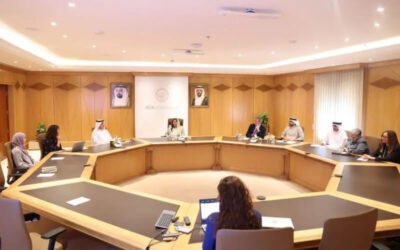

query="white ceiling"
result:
[0,0,399,74]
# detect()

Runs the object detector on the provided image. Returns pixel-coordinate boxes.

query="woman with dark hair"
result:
[363,130,400,163]
[43,124,62,157]
[203,176,261,250]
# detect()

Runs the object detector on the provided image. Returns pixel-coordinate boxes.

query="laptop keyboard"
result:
[155,210,176,229]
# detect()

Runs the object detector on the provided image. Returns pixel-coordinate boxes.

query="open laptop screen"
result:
[199,198,220,225]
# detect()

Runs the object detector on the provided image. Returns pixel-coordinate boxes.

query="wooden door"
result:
[0,85,10,159]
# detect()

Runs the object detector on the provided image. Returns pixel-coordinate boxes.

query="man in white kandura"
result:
[321,121,348,150]
[281,117,304,141]
[112,86,129,107]
[192,87,208,106]
[91,119,113,145]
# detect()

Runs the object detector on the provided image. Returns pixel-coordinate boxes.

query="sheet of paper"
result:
[357,157,369,162]
[262,216,294,229]
[37,173,55,178]
[285,141,297,145]
[51,157,64,161]
[66,196,91,206]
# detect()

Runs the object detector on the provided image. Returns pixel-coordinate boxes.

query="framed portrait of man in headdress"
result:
[111,83,131,108]
[190,84,209,108]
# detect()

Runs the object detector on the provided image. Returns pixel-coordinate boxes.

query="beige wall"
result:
[2,59,400,142]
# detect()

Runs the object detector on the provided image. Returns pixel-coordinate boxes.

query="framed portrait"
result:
[190,84,209,108]
[111,83,131,108]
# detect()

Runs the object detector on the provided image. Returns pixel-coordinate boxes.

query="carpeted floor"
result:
[119,170,311,203]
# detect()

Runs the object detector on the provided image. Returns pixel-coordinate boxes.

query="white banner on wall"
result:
[135,76,189,138]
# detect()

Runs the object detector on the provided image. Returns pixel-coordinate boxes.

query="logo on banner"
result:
[155,88,169,103]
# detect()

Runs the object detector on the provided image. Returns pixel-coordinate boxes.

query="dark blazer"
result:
[371,143,400,164]
[246,124,266,138]
[43,138,62,158]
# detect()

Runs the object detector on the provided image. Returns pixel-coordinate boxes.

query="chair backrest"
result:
[168,118,184,127]
[365,136,381,154]
[0,197,32,250]
[319,208,377,250]
[36,133,46,159]
[0,162,5,188]
[4,142,16,174]
[216,228,294,250]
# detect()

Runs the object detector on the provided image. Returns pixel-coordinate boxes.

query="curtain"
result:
[314,69,364,142]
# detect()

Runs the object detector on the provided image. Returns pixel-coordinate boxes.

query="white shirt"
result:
[281,126,304,141]
[92,129,112,145]
[167,126,185,137]
[325,130,348,150]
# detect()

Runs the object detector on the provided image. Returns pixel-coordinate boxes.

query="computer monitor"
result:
[71,141,85,152]
[199,198,220,225]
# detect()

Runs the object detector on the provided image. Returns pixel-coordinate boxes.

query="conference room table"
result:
[3,137,400,249]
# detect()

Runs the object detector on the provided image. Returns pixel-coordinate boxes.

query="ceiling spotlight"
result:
[368,58,373,62]
[92,45,96,48]
[13,60,18,64]
[374,22,380,28]
[68,2,76,7]
[28,65,32,68]
[314,45,319,49]
[377,6,384,13]
[344,37,350,42]
[121,50,127,53]
[237,53,242,57]
[271,51,275,55]
[50,22,57,27]
[161,53,166,57]
[62,34,68,39]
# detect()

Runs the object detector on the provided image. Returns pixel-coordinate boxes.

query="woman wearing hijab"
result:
[11,132,35,169]
[91,119,113,145]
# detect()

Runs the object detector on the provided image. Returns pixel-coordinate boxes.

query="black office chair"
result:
[4,141,27,184]
[0,197,65,250]
[167,118,184,127]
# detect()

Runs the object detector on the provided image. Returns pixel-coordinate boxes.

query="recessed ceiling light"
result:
[344,37,350,42]
[13,60,18,64]
[39,68,43,71]
[195,55,200,58]
[68,2,76,7]
[368,58,373,62]
[121,50,127,53]
[314,45,319,49]
[374,22,380,28]
[237,53,242,57]
[377,6,384,13]
[161,53,166,57]
[50,22,57,27]
[28,65,32,68]
[62,34,68,39]
[92,45,96,48]
[271,51,275,55]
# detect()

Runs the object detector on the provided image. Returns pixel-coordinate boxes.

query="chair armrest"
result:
[0,186,6,192]
[24,212,40,222]
[41,226,66,240]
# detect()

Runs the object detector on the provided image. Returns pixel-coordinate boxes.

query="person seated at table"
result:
[281,117,304,141]
[166,118,185,137]
[202,176,261,250]
[43,124,62,157]
[245,117,266,138]
[362,130,400,163]
[344,128,369,154]
[11,132,36,169]
[321,121,347,150]
[91,119,112,145]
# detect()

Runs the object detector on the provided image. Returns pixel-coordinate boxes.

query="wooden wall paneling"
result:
[53,75,82,141]
[0,85,10,158]
[8,72,27,136]
[232,77,255,136]
[107,73,134,139]
[25,74,54,140]
[81,73,109,140]
[365,64,400,136]
[210,76,233,136]
[272,76,288,137]
[254,76,274,134]
[189,75,212,136]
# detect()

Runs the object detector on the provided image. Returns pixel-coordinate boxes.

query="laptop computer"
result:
[71,141,85,152]
[199,198,220,228]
